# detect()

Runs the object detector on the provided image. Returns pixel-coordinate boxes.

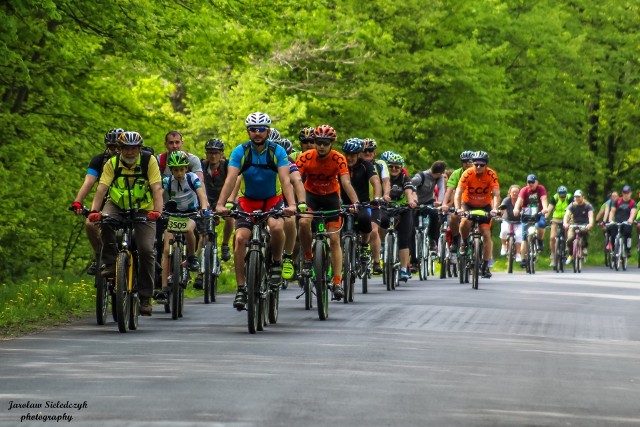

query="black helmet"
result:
[104,128,124,146]
[205,138,225,151]
[299,127,315,142]
[278,138,294,155]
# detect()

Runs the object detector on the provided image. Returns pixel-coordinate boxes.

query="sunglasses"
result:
[463,160,473,164]
[301,140,314,144]
[473,163,487,168]
[315,140,332,146]
[388,164,402,170]
[247,126,268,133]
[527,181,536,184]
[363,148,375,153]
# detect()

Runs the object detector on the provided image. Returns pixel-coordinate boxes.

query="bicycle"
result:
[294,247,313,311]
[458,209,493,290]
[382,205,411,291]
[414,204,438,281]
[99,210,149,333]
[552,222,566,273]
[340,205,371,303]
[437,208,456,279]
[498,217,520,274]
[608,222,628,272]
[521,210,542,274]
[600,223,613,268]
[229,208,284,334]
[198,212,221,304]
[568,224,588,273]
[164,207,201,320]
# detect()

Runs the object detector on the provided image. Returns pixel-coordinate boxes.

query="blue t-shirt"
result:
[229,140,289,199]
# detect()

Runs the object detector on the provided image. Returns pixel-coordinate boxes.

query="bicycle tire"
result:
[349,240,357,302]
[304,272,313,310]
[129,292,139,330]
[342,237,352,304]
[527,236,536,274]
[171,246,181,320]
[268,256,279,324]
[115,252,131,333]
[246,249,261,334]
[427,238,436,277]
[361,265,368,294]
[622,245,628,271]
[384,233,395,291]
[507,235,515,274]
[203,241,213,304]
[95,269,109,325]
[313,241,329,320]
[458,251,466,284]
[614,239,621,271]
[472,237,481,290]
[110,282,118,322]
[438,234,447,279]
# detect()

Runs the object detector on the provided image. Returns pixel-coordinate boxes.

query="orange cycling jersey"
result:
[458,167,499,207]
[296,149,349,195]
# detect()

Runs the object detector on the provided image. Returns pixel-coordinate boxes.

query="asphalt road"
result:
[2,268,640,427]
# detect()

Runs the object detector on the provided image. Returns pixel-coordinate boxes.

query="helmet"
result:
[342,138,364,154]
[117,131,143,147]
[245,112,272,128]
[557,185,568,195]
[471,150,489,163]
[362,138,377,152]
[205,138,225,151]
[299,127,315,142]
[380,151,395,162]
[460,150,474,161]
[104,128,124,145]
[268,128,281,142]
[387,153,404,165]
[167,151,190,168]
[278,138,294,155]
[313,124,337,141]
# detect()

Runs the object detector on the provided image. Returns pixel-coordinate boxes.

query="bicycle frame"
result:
[459,209,492,290]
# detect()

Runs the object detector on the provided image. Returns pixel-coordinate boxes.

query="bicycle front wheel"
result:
[472,238,481,290]
[203,241,214,304]
[384,233,395,291]
[246,249,262,334]
[115,252,131,333]
[313,241,329,320]
[95,269,109,325]
[438,234,447,279]
[416,231,426,281]
[507,235,515,274]
[170,247,182,320]
[342,237,353,304]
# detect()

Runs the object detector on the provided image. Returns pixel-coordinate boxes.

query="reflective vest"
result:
[108,153,153,210]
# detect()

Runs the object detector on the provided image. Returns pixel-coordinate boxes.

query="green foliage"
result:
[1,0,638,282]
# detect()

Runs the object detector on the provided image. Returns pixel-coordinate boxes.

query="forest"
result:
[0,0,638,283]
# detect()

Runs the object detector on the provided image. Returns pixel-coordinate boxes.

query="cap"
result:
[526,174,537,183]
[574,189,583,197]
[622,185,632,192]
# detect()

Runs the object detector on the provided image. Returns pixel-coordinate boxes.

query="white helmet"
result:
[245,112,272,128]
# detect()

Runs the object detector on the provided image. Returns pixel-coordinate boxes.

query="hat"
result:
[622,185,632,192]
[526,174,537,183]
[574,189,583,197]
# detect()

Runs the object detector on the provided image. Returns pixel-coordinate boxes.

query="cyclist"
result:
[158,131,204,182]
[362,138,391,274]
[411,160,446,252]
[156,151,210,302]
[382,153,418,281]
[296,124,361,300]
[564,190,594,264]
[88,131,163,316]
[607,185,636,258]
[499,184,523,263]
[454,151,500,279]
[596,191,619,225]
[443,150,475,262]
[341,138,381,264]
[513,174,549,265]
[290,127,315,161]
[546,185,573,267]
[215,112,297,310]
[71,128,123,275]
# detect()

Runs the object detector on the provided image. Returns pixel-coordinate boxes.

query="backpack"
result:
[239,141,279,174]
[112,151,152,181]
[616,197,636,208]
[158,150,190,172]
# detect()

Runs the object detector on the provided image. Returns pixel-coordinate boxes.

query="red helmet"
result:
[313,124,337,141]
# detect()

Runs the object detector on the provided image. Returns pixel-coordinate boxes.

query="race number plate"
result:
[167,216,189,232]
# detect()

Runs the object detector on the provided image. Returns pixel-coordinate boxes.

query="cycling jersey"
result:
[457,167,499,208]
[446,167,464,189]
[229,141,289,199]
[411,170,445,204]
[518,185,547,210]
[550,193,573,219]
[163,172,203,211]
[341,159,376,204]
[566,202,593,224]
[296,149,349,196]
[389,173,415,203]
[374,159,389,180]
[86,152,112,178]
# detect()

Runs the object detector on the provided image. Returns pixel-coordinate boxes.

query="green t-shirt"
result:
[446,167,464,189]
[550,193,572,219]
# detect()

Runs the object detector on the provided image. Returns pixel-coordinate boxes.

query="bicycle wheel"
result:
[614,239,621,271]
[427,238,436,277]
[129,292,139,331]
[554,238,562,273]
[349,241,357,303]
[170,247,181,320]
[115,252,131,333]
[384,233,395,291]
[472,237,481,290]
[313,241,329,320]
[527,236,536,274]
[458,250,466,284]
[203,241,214,304]
[95,269,109,325]
[621,244,628,271]
[268,271,280,324]
[110,280,118,322]
[507,235,515,274]
[246,249,262,334]
[342,237,352,304]
[438,234,447,279]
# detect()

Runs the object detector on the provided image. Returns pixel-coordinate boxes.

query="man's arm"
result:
[491,188,501,212]
[369,174,382,200]
[381,177,391,201]
[454,186,463,210]
[74,174,98,206]
[215,166,240,211]
[278,166,296,207]
[90,184,108,212]
[541,194,549,214]
[608,207,617,223]
[587,210,594,229]
[339,174,360,205]
[150,182,163,212]
[628,206,637,223]
[513,197,524,216]
[290,170,306,203]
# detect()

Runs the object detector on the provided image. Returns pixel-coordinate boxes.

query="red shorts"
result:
[236,195,284,229]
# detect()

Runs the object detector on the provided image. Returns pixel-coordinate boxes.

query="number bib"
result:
[167,216,190,232]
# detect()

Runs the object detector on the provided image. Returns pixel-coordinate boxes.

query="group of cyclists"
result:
[71,111,635,319]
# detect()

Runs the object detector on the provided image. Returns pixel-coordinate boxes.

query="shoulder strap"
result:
[616,197,623,208]
[159,152,167,172]
[239,142,279,174]
[112,152,151,181]
[186,173,198,193]
[167,175,173,200]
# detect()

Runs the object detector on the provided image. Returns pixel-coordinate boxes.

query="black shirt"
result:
[613,198,636,223]
[341,159,376,204]
[201,159,228,206]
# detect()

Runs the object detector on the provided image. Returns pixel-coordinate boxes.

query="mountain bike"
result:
[522,210,542,274]
[415,204,438,281]
[295,247,313,311]
[164,207,201,320]
[382,205,410,291]
[340,205,371,303]
[568,224,588,273]
[437,208,456,279]
[459,210,493,290]
[99,210,149,333]
[230,208,283,333]
[609,222,628,272]
[198,212,221,304]
[600,223,613,268]
[550,222,567,273]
